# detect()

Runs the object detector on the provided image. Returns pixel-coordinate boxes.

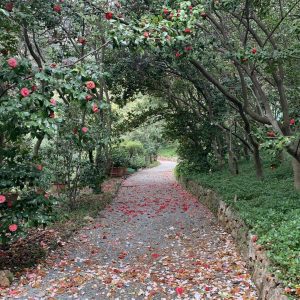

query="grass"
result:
[158,144,178,158]
[177,159,300,293]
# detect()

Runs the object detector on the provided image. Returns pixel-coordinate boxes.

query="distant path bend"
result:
[7,161,258,299]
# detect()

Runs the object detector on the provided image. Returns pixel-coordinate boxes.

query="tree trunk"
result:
[253,145,264,179]
[292,158,300,191]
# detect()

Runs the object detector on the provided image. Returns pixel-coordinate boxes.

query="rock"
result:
[0,270,13,288]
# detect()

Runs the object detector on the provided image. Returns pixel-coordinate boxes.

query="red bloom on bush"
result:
[175,51,182,58]
[5,3,13,12]
[36,164,43,171]
[49,111,55,118]
[184,46,193,51]
[251,48,257,54]
[20,88,30,97]
[31,85,38,92]
[7,58,17,68]
[105,12,113,20]
[50,63,57,68]
[82,127,88,133]
[151,253,160,259]
[50,98,57,106]
[201,12,207,19]
[9,224,18,232]
[92,104,99,113]
[86,95,93,101]
[7,201,13,208]
[78,37,86,45]
[0,195,6,204]
[53,4,61,13]
[290,118,295,125]
[163,8,169,15]
[267,131,276,138]
[143,32,150,38]
[184,28,191,33]
[86,81,96,90]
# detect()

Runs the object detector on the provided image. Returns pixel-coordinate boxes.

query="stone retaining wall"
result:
[179,176,288,300]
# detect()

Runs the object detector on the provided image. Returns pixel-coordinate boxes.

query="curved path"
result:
[5,161,257,299]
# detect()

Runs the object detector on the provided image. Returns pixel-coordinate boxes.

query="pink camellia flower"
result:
[31,85,38,92]
[53,4,61,13]
[85,95,93,101]
[36,164,43,171]
[82,127,88,133]
[105,12,113,20]
[175,51,182,58]
[143,32,150,38]
[92,104,99,113]
[290,118,295,125]
[5,3,13,12]
[86,81,96,90]
[184,46,193,51]
[50,98,57,106]
[251,48,257,54]
[9,224,18,232]
[0,195,6,204]
[184,28,191,33]
[7,58,17,68]
[163,8,169,15]
[20,88,30,97]
[151,253,160,259]
[78,37,86,45]
[44,193,50,199]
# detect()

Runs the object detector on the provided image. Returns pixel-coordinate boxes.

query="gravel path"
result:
[4,161,258,299]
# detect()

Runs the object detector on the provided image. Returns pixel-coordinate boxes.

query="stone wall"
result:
[179,176,288,300]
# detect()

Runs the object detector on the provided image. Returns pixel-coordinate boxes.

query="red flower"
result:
[143,32,150,38]
[7,58,17,68]
[175,287,184,296]
[7,201,13,208]
[5,3,13,12]
[50,63,57,68]
[53,4,61,13]
[20,88,30,97]
[184,46,193,51]
[204,286,211,292]
[50,98,57,106]
[86,95,93,101]
[184,28,191,34]
[151,253,160,259]
[175,51,182,58]
[290,118,295,125]
[86,81,96,90]
[82,127,88,133]
[92,104,99,113]
[189,5,193,10]
[44,193,50,199]
[9,224,18,232]
[36,164,43,171]
[105,12,113,20]
[78,37,86,45]
[252,235,258,243]
[0,195,6,204]
[251,48,257,54]
[201,12,207,19]
[163,8,169,14]
[31,85,38,92]
[49,111,55,118]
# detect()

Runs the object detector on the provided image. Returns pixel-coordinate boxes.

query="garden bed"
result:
[177,161,300,299]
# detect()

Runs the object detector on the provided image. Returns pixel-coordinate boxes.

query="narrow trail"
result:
[5,161,257,299]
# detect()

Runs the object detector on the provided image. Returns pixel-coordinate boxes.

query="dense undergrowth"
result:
[177,159,300,291]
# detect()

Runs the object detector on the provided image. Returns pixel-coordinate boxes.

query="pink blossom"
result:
[82,127,88,133]
[9,224,18,232]
[86,81,96,90]
[92,104,99,113]
[7,58,17,68]
[50,98,57,106]
[20,88,30,97]
[0,195,6,204]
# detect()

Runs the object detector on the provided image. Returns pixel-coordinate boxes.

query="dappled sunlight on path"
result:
[3,161,257,299]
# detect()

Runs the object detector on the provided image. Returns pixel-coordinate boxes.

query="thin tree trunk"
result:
[253,145,264,179]
[292,158,300,191]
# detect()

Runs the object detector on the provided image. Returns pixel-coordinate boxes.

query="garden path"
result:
[5,161,257,299]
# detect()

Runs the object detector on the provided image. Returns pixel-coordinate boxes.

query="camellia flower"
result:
[78,37,86,45]
[105,12,113,20]
[86,81,96,90]
[31,85,38,92]
[7,58,17,68]
[49,111,55,118]
[53,4,61,13]
[175,51,182,58]
[20,88,30,97]
[9,224,18,232]
[5,3,13,12]
[143,32,150,38]
[50,98,57,106]
[82,127,88,133]
[0,195,6,204]
[92,104,99,113]
[7,201,13,208]
[85,95,93,101]
[184,28,191,33]
[151,253,160,259]
[36,164,43,171]
[290,118,295,125]
[251,48,257,54]
[163,8,169,15]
